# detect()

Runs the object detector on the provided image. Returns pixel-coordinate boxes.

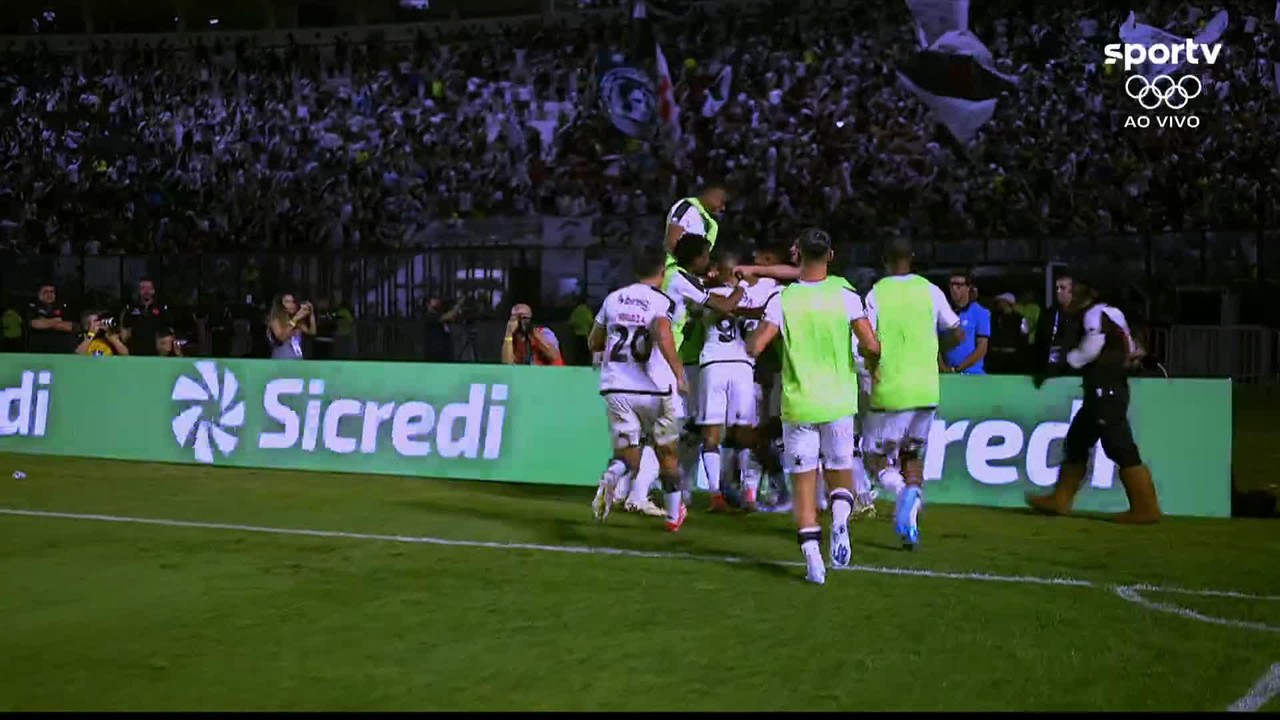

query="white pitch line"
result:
[1,507,1277,616]
[1229,663,1280,712]
[1112,585,1280,635]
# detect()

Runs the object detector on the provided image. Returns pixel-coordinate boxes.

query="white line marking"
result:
[1229,663,1280,712]
[1112,586,1280,634]
[1,508,1277,625]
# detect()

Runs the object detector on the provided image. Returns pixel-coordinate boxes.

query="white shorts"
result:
[697,362,757,427]
[603,392,681,450]
[782,415,858,474]
[864,408,936,457]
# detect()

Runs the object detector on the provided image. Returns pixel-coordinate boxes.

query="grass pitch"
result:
[0,451,1277,711]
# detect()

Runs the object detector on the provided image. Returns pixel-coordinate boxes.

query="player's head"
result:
[1068,274,1100,310]
[633,243,668,285]
[753,241,788,267]
[794,227,833,265]
[698,180,728,214]
[883,236,914,274]
[673,233,712,273]
[712,247,742,286]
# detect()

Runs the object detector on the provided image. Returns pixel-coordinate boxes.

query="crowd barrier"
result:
[0,355,1231,517]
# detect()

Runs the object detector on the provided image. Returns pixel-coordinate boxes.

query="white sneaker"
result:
[592,483,611,521]
[626,499,666,517]
[805,553,827,585]
[829,521,851,568]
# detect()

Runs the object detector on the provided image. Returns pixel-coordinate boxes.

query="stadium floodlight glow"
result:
[209,18,219,25]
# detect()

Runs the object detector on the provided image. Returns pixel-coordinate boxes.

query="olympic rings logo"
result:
[1124,74,1202,110]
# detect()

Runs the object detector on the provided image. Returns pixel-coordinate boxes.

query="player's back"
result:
[700,286,754,367]
[597,283,676,396]
[867,274,953,411]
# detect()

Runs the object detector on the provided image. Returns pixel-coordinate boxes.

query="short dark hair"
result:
[673,233,711,267]
[884,236,913,263]
[139,276,155,285]
[796,227,832,261]
[950,269,975,286]
[712,245,741,270]
[632,244,668,279]
[700,178,727,193]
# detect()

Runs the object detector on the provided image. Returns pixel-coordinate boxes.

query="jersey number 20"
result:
[610,325,654,362]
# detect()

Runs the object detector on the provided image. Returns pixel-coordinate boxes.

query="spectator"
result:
[27,284,76,354]
[120,278,172,357]
[156,327,186,357]
[75,311,129,356]
[941,270,990,375]
[1,299,22,352]
[502,303,563,366]
[1015,290,1041,347]
[267,293,314,360]
[986,292,1031,375]
[568,294,595,366]
[423,296,463,364]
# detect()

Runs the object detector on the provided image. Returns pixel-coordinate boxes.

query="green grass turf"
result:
[0,452,1277,711]
[1234,384,1280,499]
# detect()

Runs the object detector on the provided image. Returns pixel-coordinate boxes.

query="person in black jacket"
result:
[1033,273,1081,372]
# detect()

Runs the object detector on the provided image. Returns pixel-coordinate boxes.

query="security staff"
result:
[28,283,77,353]
[120,277,172,356]
[1034,272,1080,373]
[1027,279,1160,524]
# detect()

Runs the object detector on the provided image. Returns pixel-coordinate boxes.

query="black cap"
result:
[796,227,832,258]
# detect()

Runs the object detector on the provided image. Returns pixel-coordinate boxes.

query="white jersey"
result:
[1068,302,1133,369]
[666,199,707,238]
[863,274,961,334]
[700,285,755,367]
[664,267,711,328]
[594,283,678,395]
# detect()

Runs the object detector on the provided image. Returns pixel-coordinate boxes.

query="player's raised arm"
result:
[704,282,745,314]
[733,264,801,282]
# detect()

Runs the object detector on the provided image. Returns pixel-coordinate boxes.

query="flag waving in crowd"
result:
[655,42,681,140]
[1117,9,1229,79]
[897,29,1017,144]
[701,65,733,117]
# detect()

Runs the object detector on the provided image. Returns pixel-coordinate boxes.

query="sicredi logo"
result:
[922,399,1117,489]
[171,361,245,463]
[170,362,509,464]
[1103,39,1221,129]
[0,371,52,438]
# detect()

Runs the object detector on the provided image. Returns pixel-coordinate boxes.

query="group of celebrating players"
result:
[586,184,1162,586]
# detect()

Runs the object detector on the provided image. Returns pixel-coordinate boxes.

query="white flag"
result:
[1119,10,1228,78]
[905,0,970,48]
[701,65,733,117]
[654,43,680,140]
[897,30,1016,144]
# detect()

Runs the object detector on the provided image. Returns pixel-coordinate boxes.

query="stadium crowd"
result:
[1,0,1277,257]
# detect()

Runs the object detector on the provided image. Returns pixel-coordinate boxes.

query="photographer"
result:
[75,311,130,357]
[502,304,563,366]
[156,327,186,357]
[267,293,316,360]
[423,296,464,363]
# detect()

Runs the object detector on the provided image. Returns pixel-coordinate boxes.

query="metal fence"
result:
[1159,325,1280,383]
[3,223,1273,313]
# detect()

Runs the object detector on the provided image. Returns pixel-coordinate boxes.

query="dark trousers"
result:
[1063,385,1142,469]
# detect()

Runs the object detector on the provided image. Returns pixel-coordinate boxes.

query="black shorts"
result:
[1063,386,1142,469]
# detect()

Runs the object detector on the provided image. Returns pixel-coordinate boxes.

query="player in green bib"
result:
[747,228,880,586]
[862,237,964,550]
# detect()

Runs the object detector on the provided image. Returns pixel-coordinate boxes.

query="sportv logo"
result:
[922,400,1117,489]
[0,371,52,438]
[1103,39,1220,129]
[170,361,509,464]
